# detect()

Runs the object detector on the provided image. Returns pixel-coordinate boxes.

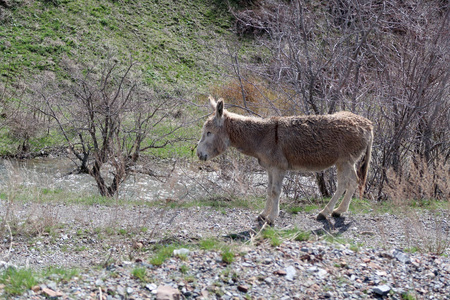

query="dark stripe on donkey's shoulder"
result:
[274,120,279,144]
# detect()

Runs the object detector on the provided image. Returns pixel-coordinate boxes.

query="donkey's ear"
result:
[216,99,224,118]
[208,95,217,110]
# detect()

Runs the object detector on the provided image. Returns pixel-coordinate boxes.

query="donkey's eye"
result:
[206,131,211,137]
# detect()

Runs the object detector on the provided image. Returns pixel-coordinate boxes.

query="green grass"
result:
[0,268,37,296]
[42,266,79,283]
[1,187,130,206]
[131,267,148,283]
[149,244,178,266]
[404,246,420,254]
[0,266,79,296]
[12,189,265,211]
[221,248,235,264]
[285,203,320,215]
[179,264,189,274]
[261,227,311,246]
[147,237,238,267]
[283,197,446,217]
[401,292,417,300]
[262,227,283,247]
[199,237,220,251]
[0,0,233,84]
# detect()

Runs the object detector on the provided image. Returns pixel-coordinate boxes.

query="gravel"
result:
[1,202,449,299]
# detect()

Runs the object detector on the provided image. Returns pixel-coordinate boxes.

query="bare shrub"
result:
[210,75,295,117]
[0,79,49,157]
[384,154,449,202]
[4,112,45,155]
[282,172,320,202]
[197,148,265,200]
[33,55,187,197]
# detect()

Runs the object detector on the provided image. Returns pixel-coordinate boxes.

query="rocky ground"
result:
[1,201,449,299]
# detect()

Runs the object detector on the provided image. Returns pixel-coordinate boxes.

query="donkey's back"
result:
[263,112,372,172]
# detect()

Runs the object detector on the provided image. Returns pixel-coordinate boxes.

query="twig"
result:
[247,221,268,246]
[1,222,13,260]
[102,248,114,268]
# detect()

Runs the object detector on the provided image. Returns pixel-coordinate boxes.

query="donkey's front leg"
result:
[259,168,285,225]
[258,170,273,222]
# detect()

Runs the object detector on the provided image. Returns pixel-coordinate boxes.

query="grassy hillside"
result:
[0,0,233,89]
[0,0,242,156]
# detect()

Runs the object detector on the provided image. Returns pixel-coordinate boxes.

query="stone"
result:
[133,242,144,250]
[42,287,63,298]
[373,285,391,296]
[285,266,297,281]
[380,252,394,259]
[156,285,182,300]
[317,268,328,278]
[95,279,104,286]
[117,286,126,296]
[31,285,41,292]
[46,281,58,291]
[263,258,273,264]
[237,285,249,293]
[274,269,287,276]
[146,283,158,291]
[393,250,411,264]
[173,248,190,256]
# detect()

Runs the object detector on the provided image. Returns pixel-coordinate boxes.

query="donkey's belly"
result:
[286,153,338,172]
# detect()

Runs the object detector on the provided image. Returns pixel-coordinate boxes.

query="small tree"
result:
[37,57,184,197]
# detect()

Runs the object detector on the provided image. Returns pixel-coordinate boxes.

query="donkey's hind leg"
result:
[316,163,348,220]
[332,163,357,218]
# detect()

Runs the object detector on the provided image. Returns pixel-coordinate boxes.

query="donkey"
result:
[197,96,373,225]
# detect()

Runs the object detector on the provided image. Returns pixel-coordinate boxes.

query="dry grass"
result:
[384,154,449,202]
[383,155,450,255]
[0,161,60,240]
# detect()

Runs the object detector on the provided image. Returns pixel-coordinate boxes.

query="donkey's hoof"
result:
[331,211,342,218]
[257,215,274,227]
[316,213,327,221]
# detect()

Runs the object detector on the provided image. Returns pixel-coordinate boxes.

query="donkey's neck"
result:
[224,112,269,158]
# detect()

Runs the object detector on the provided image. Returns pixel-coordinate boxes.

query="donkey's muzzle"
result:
[197,151,208,161]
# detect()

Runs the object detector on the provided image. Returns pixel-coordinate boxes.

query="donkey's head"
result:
[197,96,230,161]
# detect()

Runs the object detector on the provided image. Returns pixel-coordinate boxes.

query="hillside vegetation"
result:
[0,0,232,89]
[0,0,449,201]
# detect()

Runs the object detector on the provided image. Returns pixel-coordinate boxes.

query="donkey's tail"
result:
[357,130,373,199]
